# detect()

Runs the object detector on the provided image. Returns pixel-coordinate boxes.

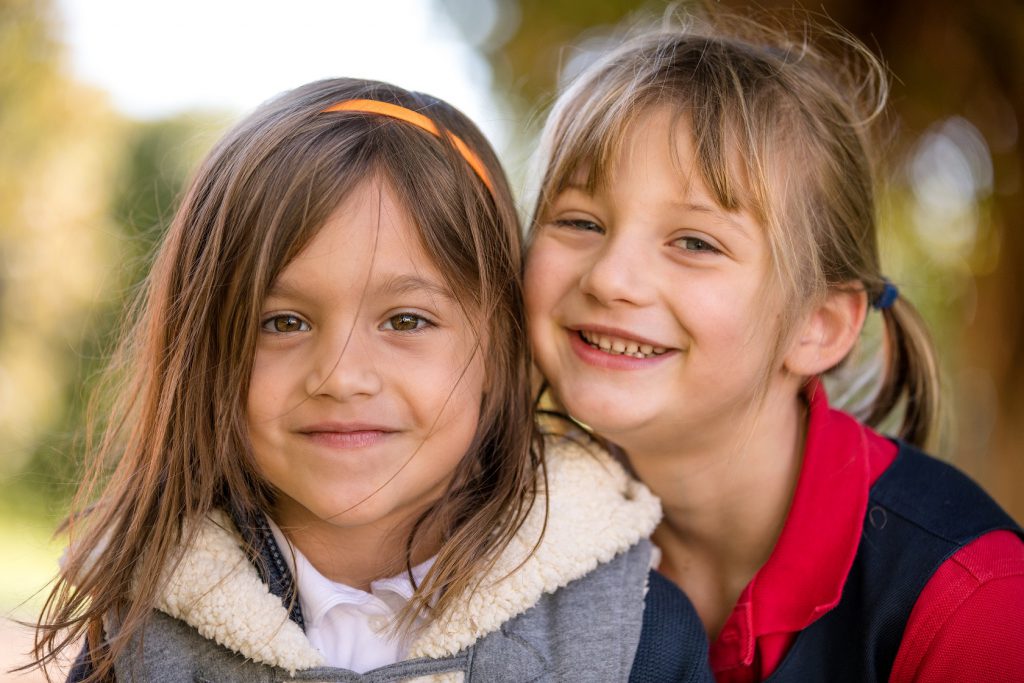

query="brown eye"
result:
[262,314,309,333]
[384,313,429,332]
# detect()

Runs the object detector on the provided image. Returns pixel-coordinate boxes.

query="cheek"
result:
[247,357,282,420]
[413,355,486,486]
[404,338,486,422]
[246,351,302,439]
[245,394,279,484]
[246,363,268,424]
[442,350,487,421]
[675,284,782,374]
[524,241,571,312]
[678,270,766,330]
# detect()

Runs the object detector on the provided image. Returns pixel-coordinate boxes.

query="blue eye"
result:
[554,218,603,233]
[261,314,310,333]
[676,236,719,253]
[382,313,432,332]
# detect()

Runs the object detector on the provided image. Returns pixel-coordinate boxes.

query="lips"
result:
[567,326,675,369]
[298,422,398,449]
[300,421,397,434]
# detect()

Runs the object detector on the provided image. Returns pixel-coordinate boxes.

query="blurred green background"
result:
[2,0,1023,676]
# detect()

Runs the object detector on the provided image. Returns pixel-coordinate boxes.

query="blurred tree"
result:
[19,114,220,512]
[467,0,657,102]
[108,115,222,284]
[0,0,217,517]
[0,0,121,513]
[463,0,1024,519]
[438,0,664,181]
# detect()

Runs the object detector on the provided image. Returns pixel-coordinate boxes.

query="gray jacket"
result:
[105,437,664,682]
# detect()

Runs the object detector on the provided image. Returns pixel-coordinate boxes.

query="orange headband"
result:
[322,99,494,194]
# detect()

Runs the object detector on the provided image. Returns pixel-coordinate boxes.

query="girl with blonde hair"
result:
[526,14,1024,682]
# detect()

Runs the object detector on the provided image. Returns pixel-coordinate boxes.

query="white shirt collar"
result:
[267,518,435,627]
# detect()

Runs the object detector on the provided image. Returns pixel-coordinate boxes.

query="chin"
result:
[316,501,397,529]
[558,393,652,441]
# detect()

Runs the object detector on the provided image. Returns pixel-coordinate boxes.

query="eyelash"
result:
[554,217,722,258]
[380,312,435,333]
[261,312,436,335]
[260,313,310,334]
[553,218,604,233]
[674,236,721,254]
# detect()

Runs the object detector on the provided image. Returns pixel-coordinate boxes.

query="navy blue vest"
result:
[767,441,1023,681]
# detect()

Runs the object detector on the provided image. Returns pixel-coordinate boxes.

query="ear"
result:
[783,285,868,377]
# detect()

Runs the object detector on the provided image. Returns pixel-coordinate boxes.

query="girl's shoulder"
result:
[631,570,714,683]
[408,433,663,657]
[132,509,323,672]
[536,435,714,682]
[870,441,1020,538]
[825,441,1024,681]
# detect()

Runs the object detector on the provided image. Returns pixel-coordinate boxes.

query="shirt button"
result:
[369,615,389,632]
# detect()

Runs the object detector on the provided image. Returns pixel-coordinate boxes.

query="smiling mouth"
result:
[577,330,668,359]
[302,429,394,449]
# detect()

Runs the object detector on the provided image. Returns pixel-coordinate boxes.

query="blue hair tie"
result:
[872,279,899,310]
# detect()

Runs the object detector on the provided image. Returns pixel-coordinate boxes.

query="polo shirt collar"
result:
[266,518,435,627]
[716,380,872,666]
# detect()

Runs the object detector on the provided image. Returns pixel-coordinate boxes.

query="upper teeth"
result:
[580,331,667,358]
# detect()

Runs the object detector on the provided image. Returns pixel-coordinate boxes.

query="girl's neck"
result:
[271,504,441,592]
[624,379,808,638]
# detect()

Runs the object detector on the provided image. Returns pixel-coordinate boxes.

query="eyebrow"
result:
[676,201,754,240]
[267,274,457,303]
[561,181,591,194]
[558,185,732,220]
[680,200,736,220]
[375,274,456,302]
[266,277,307,301]
[554,187,753,241]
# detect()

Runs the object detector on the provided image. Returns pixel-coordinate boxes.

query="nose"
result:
[304,330,383,400]
[578,235,654,307]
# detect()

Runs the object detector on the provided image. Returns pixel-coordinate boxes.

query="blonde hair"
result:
[34,78,542,681]
[529,12,940,447]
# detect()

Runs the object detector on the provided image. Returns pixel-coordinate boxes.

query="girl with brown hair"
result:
[32,78,712,682]
[525,13,1024,682]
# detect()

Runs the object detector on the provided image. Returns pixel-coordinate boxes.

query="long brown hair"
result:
[529,12,940,447]
[33,78,541,681]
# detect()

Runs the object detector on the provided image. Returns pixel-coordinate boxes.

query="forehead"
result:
[557,106,751,212]
[610,109,698,188]
[273,178,451,299]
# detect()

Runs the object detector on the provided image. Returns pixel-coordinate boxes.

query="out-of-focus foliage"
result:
[0,0,219,519]
[0,0,121,513]
[16,115,222,514]
[811,0,1024,523]
[437,0,668,183]
[443,0,659,103]
[461,0,1024,519]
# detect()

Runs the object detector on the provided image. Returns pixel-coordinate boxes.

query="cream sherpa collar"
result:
[152,437,661,673]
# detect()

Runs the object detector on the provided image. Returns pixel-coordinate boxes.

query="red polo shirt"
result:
[709,383,1024,682]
